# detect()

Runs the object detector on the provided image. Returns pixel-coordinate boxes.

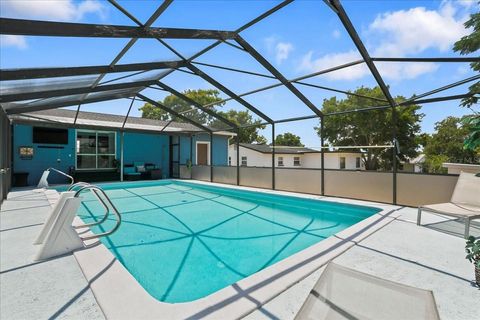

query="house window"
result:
[241,156,247,166]
[278,156,284,167]
[76,130,116,170]
[339,157,346,169]
[293,156,301,166]
[228,156,232,166]
[356,157,361,169]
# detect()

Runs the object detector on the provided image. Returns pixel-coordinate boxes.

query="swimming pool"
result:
[75,180,380,303]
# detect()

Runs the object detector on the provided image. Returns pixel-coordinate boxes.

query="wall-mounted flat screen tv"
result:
[33,127,68,144]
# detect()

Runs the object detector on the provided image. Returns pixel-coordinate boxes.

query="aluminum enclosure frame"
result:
[1,0,479,204]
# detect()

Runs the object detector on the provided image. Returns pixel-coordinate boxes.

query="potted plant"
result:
[186,159,193,179]
[465,236,480,286]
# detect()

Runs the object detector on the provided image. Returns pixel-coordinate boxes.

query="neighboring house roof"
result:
[403,154,425,164]
[8,109,235,136]
[232,143,363,155]
[238,143,315,154]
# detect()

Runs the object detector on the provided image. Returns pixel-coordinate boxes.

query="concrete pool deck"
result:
[1,185,479,320]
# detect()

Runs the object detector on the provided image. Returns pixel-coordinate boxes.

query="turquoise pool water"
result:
[74,180,380,303]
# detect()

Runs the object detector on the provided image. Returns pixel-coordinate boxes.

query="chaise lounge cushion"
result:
[295,263,440,320]
[450,171,480,207]
[422,203,480,218]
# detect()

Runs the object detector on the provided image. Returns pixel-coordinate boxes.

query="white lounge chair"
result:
[295,263,440,320]
[417,171,480,238]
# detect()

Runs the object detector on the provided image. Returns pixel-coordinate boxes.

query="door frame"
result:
[195,141,210,166]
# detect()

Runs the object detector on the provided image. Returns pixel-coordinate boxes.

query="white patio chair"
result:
[295,263,440,320]
[417,171,480,238]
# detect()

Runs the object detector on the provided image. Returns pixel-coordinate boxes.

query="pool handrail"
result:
[73,185,111,229]
[74,185,121,240]
[68,181,92,191]
[38,167,75,188]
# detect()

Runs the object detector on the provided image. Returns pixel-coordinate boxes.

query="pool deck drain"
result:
[1,182,479,320]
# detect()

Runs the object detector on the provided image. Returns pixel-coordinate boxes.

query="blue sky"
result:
[1,0,478,146]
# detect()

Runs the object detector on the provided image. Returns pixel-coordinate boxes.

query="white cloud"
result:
[456,0,476,9]
[376,62,439,80]
[297,1,472,81]
[0,0,106,21]
[298,50,368,81]
[0,35,27,49]
[456,64,470,76]
[368,1,470,57]
[0,0,106,50]
[332,29,341,39]
[264,36,294,65]
[275,42,294,64]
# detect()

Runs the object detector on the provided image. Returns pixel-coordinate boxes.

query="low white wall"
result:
[213,166,237,185]
[239,167,272,189]
[324,170,393,203]
[397,173,458,207]
[179,165,191,179]
[191,166,210,181]
[442,163,480,174]
[275,168,322,194]
[186,167,461,207]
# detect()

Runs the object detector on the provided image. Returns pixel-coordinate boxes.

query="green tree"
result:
[423,117,479,170]
[316,86,423,170]
[139,89,223,124]
[453,3,479,108]
[423,154,450,174]
[274,132,304,146]
[210,110,267,144]
[453,3,480,152]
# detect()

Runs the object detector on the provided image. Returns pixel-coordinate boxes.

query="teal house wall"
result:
[13,124,231,186]
[120,132,170,178]
[13,124,76,185]
[191,133,229,166]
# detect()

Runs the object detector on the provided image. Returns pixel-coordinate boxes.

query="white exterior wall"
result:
[442,163,480,174]
[228,145,364,170]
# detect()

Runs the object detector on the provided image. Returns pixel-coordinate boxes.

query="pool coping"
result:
[64,180,401,320]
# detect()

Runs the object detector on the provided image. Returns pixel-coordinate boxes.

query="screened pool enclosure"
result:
[0,0,478,206]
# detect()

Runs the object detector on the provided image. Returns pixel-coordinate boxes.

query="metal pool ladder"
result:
[34,183,122,260]
[73,184,122,240]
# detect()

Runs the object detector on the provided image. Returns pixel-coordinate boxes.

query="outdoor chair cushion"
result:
[145,164,157,170]
[421,203,480,218]
[133,161,144,167]
[295,263,440,320]
[123,166,136,174]
[450,171,480,207]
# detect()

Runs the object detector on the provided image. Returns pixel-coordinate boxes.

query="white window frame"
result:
[195,141,210,166]
[277,156,284,167]
[356,157,361,169]
[241,156,247,166]
[293,156,301,166]
[75,129,117,170]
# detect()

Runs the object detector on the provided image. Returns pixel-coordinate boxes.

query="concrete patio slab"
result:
[0,189,105,320]
[1,184,478,320]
